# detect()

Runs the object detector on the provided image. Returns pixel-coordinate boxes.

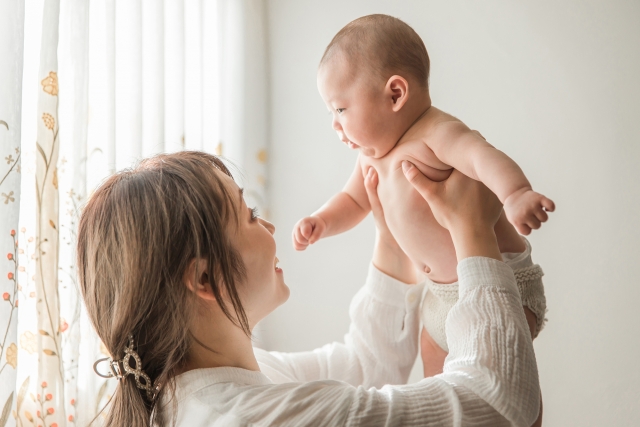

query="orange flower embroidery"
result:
[6,342,17,368]
[41,71,59,96]
[256,149,267,164]
[42,113,55,130]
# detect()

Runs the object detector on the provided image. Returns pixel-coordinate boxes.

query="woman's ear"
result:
[385,75,410,112]
[184,258,216,302]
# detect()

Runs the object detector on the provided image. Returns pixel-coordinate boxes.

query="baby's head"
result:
[318,14,431,158]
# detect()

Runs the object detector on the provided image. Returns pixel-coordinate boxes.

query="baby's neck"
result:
[396,91,432,144]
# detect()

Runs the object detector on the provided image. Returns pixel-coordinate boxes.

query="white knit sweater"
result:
[167,258,540,426]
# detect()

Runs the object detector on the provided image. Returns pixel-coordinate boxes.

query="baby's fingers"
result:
[541,197,555,212]
[516,222,532,236]
[526,215,542,231]
[364,167,386,223]
[300,221,314,240]
[292,225,310,251]
[534,207,549,223]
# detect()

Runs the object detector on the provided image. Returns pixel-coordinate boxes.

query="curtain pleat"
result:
[142,0,165,158]
[0,0,24,424]
[184,0,204,151]
[164,0,186,153]
[115,0,143,170]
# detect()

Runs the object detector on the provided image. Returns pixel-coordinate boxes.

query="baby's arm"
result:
[292,156,371,250]
[428,121,555,235]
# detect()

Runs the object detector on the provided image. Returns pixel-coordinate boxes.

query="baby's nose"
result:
[332,118,342,131]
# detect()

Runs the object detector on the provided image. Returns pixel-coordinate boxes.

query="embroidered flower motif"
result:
[256,149,267,164]
[59,319,68,333]
[2,191,15,204]
[20,331,36,354]
[6,342,17,368]
[2,292,8,301]
[41,71,59,96]
[5,155,13,164]
[42,113,55,130]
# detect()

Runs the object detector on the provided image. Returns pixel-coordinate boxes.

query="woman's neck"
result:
[180,307,260,374]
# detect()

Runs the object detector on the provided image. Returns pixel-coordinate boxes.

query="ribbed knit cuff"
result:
[457,257,519,298]
[364,263,423,310]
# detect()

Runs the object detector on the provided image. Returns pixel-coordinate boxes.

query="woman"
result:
[78,151,540,426]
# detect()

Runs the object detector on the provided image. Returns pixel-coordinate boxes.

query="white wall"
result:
[263,1,640,425]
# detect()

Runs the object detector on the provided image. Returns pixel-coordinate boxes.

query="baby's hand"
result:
[292,216,327,251]
[504,188,555,235]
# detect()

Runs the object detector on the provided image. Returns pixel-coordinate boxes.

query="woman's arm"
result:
[259,168,421,388]
[254,165,540,426]
[245,248,539,426]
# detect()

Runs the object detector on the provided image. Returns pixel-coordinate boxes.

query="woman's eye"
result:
[251,207,259,220]
[336,108,345,114]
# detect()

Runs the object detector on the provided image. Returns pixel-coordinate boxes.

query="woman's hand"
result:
[402,161,503,262]
[364,167,416,284]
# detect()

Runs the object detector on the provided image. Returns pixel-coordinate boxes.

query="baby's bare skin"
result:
[354,107,525,283]
[293,55,552,411]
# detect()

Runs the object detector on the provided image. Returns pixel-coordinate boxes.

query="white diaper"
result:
[420,238,547,352]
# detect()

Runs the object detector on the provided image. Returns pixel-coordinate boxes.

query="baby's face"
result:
[317,58,397,158]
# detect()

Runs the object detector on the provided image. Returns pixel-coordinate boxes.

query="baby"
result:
[292,14,552,379]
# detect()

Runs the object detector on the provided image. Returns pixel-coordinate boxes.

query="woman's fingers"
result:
[364,167,385,222]
[402,161,437,201]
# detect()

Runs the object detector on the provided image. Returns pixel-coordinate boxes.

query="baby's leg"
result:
[420,326,447,377]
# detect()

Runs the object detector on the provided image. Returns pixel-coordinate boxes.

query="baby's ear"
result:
[386,75,409,112]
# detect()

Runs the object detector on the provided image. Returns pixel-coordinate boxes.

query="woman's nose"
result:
[260,218,275,235]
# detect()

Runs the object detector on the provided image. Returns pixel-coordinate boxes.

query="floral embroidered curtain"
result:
[0,0,269,425]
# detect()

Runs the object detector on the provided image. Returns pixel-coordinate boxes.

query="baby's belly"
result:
[377,168,459,283]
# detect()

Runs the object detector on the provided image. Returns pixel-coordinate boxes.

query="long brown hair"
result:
[77,151,250,426]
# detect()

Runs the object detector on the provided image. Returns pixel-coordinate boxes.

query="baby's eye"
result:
[251,207,259,221]
[336,108,345,114]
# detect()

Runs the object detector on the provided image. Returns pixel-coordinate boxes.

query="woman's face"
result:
[220,172,289,326]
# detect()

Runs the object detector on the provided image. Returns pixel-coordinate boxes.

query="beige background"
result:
[260,1,640,425]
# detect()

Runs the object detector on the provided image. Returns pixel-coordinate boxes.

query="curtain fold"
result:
[0,0,25,425]
[0,1,269,425]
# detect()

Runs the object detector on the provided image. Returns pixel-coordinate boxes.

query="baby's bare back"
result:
[359,108,523,283]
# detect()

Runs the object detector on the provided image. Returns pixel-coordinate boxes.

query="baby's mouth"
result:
[274,257,282,272]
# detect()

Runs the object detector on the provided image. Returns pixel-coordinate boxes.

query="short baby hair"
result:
[320,14,430,88]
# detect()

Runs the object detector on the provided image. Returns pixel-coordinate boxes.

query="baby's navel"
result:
[423,265,431,274]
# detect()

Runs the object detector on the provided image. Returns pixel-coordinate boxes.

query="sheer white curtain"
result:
[0,0,269,425]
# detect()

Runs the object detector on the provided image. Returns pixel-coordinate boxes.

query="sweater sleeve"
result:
[248,257,540,427]
[256,263,424,388]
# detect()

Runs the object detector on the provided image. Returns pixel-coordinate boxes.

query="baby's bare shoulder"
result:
[405,107,467,142]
